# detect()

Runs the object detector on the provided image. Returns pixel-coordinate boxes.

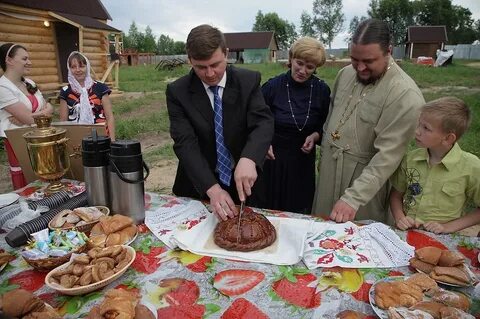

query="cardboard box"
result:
[5,122,107,183]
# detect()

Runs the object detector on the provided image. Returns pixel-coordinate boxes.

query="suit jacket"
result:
[166,65,274,200]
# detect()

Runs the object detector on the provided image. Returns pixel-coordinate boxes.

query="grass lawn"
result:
[114,59,480,158]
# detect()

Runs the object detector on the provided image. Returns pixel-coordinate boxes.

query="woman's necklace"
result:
[330,81,368,140]
[286,81,313,132]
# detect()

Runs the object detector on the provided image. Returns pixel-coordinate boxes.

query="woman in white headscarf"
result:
[59,51,115,140]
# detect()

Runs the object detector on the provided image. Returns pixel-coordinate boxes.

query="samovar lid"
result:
[23,116,66,140]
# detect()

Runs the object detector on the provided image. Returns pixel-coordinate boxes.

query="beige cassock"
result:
[312,57,425,223]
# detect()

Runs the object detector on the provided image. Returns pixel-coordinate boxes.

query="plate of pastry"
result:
[369,273,438,319]
[45,245,136,296]
[409,246,477,287]
[88,215,138,248]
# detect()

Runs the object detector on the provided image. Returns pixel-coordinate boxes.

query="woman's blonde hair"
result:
[289,37,326,67]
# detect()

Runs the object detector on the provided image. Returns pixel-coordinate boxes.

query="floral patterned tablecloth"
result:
[1,182,480,318]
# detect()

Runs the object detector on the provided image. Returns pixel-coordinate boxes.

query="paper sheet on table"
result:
[172,213,313,265]
[145,199,209,249]
[303,222,414,269]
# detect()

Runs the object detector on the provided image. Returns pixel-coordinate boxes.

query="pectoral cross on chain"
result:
[331,130,340,140]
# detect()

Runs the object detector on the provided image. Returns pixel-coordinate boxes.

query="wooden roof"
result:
[407,26,448,43]
[52,12,120,33]
[224,32,278,51]
[0,0,111,20]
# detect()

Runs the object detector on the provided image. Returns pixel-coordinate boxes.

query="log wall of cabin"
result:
[82,29,110,82]
[0,14,60,92]
[0,14,111,92]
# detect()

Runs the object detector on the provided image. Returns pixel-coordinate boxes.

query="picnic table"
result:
[1,180,480,318]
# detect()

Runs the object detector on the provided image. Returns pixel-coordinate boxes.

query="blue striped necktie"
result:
[209,85,232,186]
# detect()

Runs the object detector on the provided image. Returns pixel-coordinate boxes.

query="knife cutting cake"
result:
[213,207,276,252]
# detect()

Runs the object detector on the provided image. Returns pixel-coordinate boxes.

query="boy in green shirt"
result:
[390,97,480,234]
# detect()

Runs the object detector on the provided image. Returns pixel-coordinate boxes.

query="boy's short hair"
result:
[421,96,471,140]
[186,24,226,60]
[289,37,326,67]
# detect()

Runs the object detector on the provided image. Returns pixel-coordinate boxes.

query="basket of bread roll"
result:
[45,245,136,296]
[21,229,88,272]
[0,288,62,318]
[88,214,137,248]
[86,288,156,319]
[409,246,477,286]
[49,206,110,234]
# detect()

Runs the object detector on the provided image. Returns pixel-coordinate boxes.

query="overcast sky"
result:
[102,0,480,49]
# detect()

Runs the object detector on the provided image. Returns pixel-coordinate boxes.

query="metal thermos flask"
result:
[109,140,149,223]
[82,131,111,207]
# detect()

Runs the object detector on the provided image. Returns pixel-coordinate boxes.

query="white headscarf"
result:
[67,51,95,124]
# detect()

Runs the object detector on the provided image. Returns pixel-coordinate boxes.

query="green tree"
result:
[300,11,316,37]
[413,0,477,44]
[157,34,176,55]
[475,20,480,41]
[143,26,157,53]
[310,0,345,48]
[449,6,477,44]
[172,41,186,55]
[346,16,368,44]
[123,21,141,50]
[368,0,414,45]
[252,10,297,50]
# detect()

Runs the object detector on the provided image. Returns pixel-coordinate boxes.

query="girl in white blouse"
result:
[0,43,53,189]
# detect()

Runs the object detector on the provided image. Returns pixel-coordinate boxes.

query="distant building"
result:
[0,0,122,93]
[224,31,278,64]
[406,26,448,59]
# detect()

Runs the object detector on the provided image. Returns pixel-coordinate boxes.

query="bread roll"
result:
[438,250,464,267]
[411,301,446,319]
[387,308,435,319]
[415,246,442,265]
[90,222,105,236]
[405,273,438,292]
[431,289,470,311]
[439,307,475,319]
[118,225,137,244]
[100,215,134,234]
[89,234,107,248]
[430,266,470,285]
[74,207,95,222]
[105,233,121,247]
[410,257,436,274]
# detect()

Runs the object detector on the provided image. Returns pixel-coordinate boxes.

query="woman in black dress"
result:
[261,37,330,214]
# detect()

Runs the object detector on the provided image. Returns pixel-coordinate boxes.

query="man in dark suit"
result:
[166,24,274,220]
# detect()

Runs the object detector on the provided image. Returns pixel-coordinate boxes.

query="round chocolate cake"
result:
[214,208,276,252]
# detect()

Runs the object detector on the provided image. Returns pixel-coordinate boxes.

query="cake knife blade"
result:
[236,201,244,243]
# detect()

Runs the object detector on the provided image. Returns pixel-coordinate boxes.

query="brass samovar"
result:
[23,116,70,193]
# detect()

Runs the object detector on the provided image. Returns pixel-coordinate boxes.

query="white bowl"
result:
[45,245,136,296]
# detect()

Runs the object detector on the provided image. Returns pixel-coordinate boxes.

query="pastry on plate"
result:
[430,266,471,286]
[415,246,442,265]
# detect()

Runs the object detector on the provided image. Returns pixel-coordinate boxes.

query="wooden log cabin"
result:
[0,0,122,96]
